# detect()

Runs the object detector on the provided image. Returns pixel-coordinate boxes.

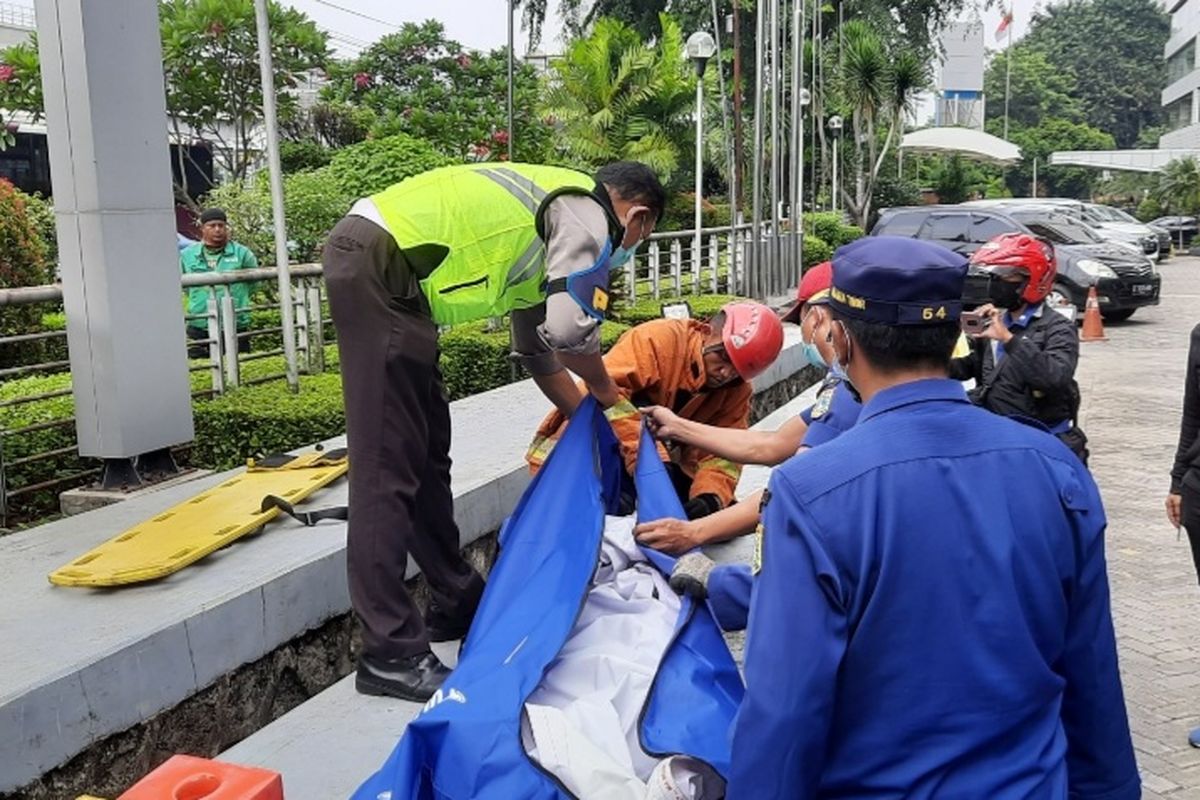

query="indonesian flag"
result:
[995,8,1013,41]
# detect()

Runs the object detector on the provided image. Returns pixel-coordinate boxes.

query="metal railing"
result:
[0,225,802,527]
[0,265,331,527]
[623,221,801,304]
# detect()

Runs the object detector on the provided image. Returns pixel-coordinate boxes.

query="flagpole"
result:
[1002,11,1012,140]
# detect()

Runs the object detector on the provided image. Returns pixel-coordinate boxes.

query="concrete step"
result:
[0,327,809,794]
[216,387,819,800]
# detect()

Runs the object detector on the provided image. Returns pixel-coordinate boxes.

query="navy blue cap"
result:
[829,236,968,326]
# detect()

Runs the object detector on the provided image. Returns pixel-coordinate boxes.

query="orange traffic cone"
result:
[1080,285,1107,342]
[115,755,283,800]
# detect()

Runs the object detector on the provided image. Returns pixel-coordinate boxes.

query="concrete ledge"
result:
[0,326,812,794]
[217,386,821,800]
[59,468,214,517]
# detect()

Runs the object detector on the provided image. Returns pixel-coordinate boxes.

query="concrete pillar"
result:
[34,0,193,470]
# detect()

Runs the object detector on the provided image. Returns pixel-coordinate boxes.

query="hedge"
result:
[803,235,833,269]
[0,319,629,524]
[3,290,776,525]
[804,212,864,250]
[613,294,747,326]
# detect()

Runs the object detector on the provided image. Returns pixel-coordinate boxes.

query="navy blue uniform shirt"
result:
[798,376,862,448]
[706,376,862,631]
[728,378,1138,799]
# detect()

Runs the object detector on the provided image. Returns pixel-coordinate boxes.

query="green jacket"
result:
[370,163,617,326]
[180,241,258,329]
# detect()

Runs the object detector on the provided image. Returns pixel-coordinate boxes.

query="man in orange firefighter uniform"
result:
[526,302,784,519]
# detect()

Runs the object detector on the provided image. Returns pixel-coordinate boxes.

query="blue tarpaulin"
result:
[352,398,743,799]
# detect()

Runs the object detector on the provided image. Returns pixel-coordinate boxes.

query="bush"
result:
[21,191,57,278]
[279,139,333,173]
[280,168,353,261]
[0,315,637,525]
[804,212,863,249]
[205,167,352,264]
[802,235,833,269]
[612,293,747,326]
[204,180,274,262]
[328,133,454,199]
[191,372,347,470]
[1136,196,1164,223]
[870,175,923,214]
[657,192,734,232]
[0,180,51,369]
[438,319,628,400]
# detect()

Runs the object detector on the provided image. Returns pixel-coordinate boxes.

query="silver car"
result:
[964,198,1163,260]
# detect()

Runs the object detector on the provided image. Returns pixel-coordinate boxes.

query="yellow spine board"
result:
[48,452,348,588]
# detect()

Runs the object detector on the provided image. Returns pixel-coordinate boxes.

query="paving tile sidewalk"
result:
[1080,257,1200,797]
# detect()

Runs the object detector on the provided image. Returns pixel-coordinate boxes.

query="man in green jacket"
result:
[180,207,258,357]
[323,161,666,701]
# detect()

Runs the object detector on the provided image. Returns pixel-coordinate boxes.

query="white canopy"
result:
[899,126,1022,165]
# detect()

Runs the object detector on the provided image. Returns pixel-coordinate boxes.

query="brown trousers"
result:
[323,215,483,662]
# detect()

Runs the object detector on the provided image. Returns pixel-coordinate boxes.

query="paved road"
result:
[1083,256,1200,797]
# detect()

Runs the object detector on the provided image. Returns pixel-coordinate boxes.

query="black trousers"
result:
[323,215,484,662]
[186,325,251,359]
[1182,475,1200,587]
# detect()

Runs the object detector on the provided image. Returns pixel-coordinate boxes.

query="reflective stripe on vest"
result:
[369,163,601,326]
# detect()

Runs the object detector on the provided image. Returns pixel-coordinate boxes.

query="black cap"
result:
[829,236,968,326]
[199,208,227,225]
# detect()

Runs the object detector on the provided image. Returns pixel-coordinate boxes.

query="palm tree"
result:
[837,21,929,226]
[1156,157,1200,217]
[540,13,695,181]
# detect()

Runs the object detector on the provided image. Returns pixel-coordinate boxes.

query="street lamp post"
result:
[828,115,843,214]
[253,0,298,391]
[687,31,717,295]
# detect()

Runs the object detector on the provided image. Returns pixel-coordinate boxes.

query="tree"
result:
[160,0,328,189]
[1155,157,1200,216]
[1017,0,1169,148]
[0,2,328,199]
[990,117,1116,198]
[540,13,695,182]
[983,46,1083,131]
[835,20,929,226]
[324,20,551,163]
[0,35,42,148]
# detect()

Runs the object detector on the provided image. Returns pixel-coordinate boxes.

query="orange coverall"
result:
[525,318,749,508]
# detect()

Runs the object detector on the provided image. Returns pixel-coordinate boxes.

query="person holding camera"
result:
[949,233,1088,464]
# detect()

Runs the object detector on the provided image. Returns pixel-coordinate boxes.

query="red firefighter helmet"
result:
[720,302,784,381]
[968,233,1057,304]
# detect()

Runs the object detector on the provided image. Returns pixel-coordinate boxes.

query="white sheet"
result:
[521,516,724,800]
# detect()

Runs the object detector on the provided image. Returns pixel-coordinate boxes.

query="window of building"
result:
[1166,95,1194,131]
[1168,38,1196,84]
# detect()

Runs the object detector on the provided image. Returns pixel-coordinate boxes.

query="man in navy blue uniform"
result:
[728,236,1138,799]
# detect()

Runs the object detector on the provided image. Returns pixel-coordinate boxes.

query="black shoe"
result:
[425,603,476,643]
[355,651,450,702]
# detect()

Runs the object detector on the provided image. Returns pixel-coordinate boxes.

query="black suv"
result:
[871,205,1161,321]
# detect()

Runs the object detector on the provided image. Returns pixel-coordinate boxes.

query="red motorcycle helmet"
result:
[968,233,1057,304]
[720,301,784,381]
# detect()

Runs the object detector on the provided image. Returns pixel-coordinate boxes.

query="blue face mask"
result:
[609,245,635,269]
[609,213,646,269]
[827,322,862,403]
[800,309,827,369]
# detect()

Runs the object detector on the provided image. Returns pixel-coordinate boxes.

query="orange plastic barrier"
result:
[116,755,283,800]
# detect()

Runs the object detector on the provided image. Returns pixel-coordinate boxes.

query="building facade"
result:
[1162,0,1200,148]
